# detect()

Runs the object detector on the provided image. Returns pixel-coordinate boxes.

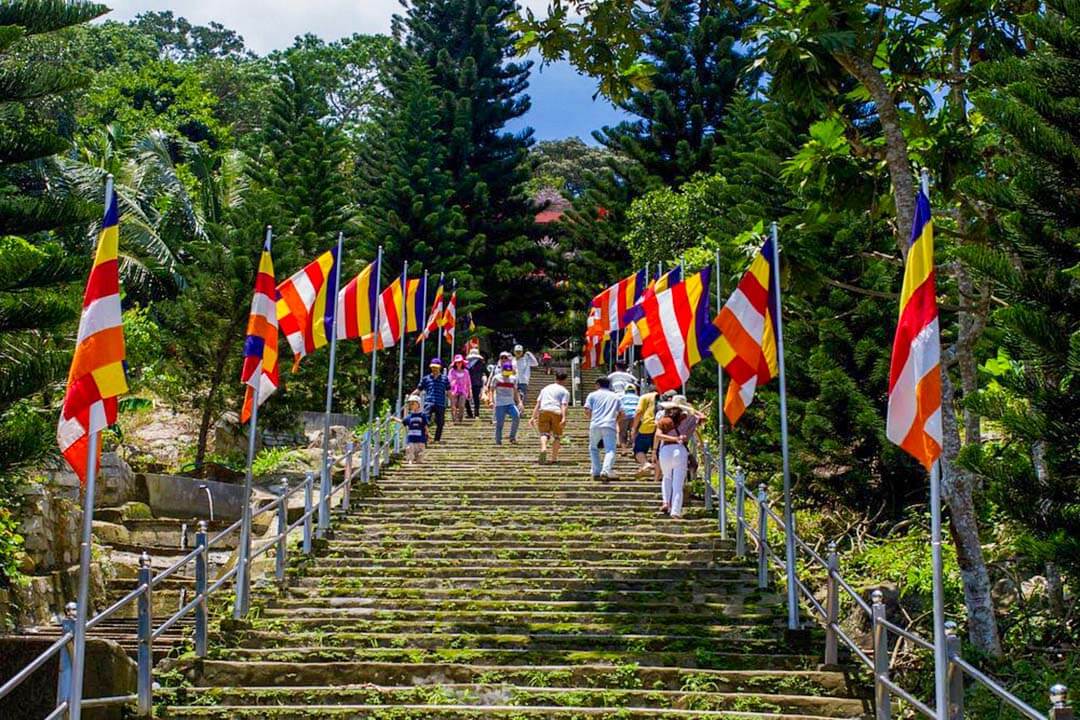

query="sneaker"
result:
[599,472,610,483]
[592,475,601,482]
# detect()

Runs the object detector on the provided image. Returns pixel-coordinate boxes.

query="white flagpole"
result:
[770,221,799,631]
[715,248,727,539]
[68,177,116,719]
[316,232,345,538]
[235,224,273,617]
[436,275,444,363]
[449,279,458,355]
[396,260,408,417]
[922,167,948,720]
[367,246,383,429]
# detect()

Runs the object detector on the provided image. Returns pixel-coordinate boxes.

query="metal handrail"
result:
[3,424,393,720]
[702,440,1073,720]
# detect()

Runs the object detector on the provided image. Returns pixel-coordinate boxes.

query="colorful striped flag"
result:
[336,258,380,345]
[370,277,406,350]
[886,190,942,469]
[57,187,128,484]
[277,247,339,369]
[417,278,444,343]
[240,235,279,423]
[468,313,476,334]
[712,239,780,425]
[442,290,457,344]
[618,266,684,353]
[629,268,718,394]
[404,277,425,334]
[588,269,647,337]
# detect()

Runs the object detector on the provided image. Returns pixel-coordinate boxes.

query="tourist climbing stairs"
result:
[158,403,870,718]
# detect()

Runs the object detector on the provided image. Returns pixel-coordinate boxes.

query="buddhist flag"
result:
[468,313,476,334]
[886,190,942,469]
[277,247,339,369]
[57,186,128,484]
[404,276,425,333]
[370,277,406,350]
[618,266,684,353]
[627,268,718,394]
[240,234,279,423]
[336,257,380,344]
[588,269,646,337]
[442,290,457,344]
[417,278,444,343]
[712,239,780,425]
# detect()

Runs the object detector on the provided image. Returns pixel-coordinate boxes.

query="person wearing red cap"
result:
[448,354,471,423]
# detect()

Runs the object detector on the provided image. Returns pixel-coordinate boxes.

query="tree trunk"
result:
[953,261,990,447]
[194,318,245,468]
[833,51,918,254]
[940,367,1003,656]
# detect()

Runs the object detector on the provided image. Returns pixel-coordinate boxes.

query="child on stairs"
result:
[392,394,429,465]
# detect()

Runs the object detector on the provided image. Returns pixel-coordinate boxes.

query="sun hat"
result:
[513,344,524,353]
[499,350,512,358]
[405,393,422,405]
[501,361,514,372]
[429,358,443,367]
[453,354,465,364]
[660,395,696,413]
[467,348,482,359]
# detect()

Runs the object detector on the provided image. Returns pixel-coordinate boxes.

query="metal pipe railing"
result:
[3,426,397,720]
[702,439,1072,720]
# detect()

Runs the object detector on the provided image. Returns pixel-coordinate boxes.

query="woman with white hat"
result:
[655,395,704,519]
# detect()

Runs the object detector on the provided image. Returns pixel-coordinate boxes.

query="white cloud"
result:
[103,1,559,54]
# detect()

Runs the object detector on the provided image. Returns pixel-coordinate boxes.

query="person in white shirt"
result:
[512,344,539,402]
[487,361,522,444]
[607,360,636,394]
[584,376,624,481]
[530,371,570,465]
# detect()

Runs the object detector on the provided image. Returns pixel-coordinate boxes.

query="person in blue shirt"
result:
[584,376,624,482]
[392,394,428,464]
[416,359,451,442]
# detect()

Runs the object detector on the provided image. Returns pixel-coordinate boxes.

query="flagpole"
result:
[235,224,273,617]
[69,174,117,719]
[367,245,383,430]
[449,279,458,354]
[436,275,444,363]
[419,269,429,379]
[396,260,408,418]
[770,221,799,631]
[715,248,727,539]
[922,167,948,720]
[316,231,345,538]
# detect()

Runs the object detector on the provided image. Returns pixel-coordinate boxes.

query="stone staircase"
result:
[158,403,869,718]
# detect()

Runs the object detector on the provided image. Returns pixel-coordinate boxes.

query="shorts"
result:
[633,431,655,454]
[537,410,564,437]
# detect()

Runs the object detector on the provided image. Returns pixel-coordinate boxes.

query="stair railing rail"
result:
[699,441,1073,720]
[1,419,397,720]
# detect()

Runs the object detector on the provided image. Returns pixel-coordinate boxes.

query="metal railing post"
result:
[302,472,313,555]
[824,541,840,666]
[757,484,769,589]
[1050,685,1072,720]
[275,481,288,584]
[343,441,354,509]
[703,446,713,513]
[56,602,76,708]
[734,472,746,558]
[945,621,963,719]
[718,462,728,540]
[194,521,207,658]
[360,431,370,484]
[136,552,153,716]
[317,453,332,539]
[872,589,891,720]
[373,417,382,478]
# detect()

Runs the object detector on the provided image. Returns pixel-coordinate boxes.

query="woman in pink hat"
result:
[448,354,471,423]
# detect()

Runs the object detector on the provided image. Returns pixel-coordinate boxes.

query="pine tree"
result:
[357,57,467,280]
[957,0,1080,571]
[596,0,755,186]
[253,51,353,259]
[393,0,546,339]
[0,0,107,477]
[564,0,753,311]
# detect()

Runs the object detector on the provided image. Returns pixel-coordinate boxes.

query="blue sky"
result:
[103,0,630,143]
